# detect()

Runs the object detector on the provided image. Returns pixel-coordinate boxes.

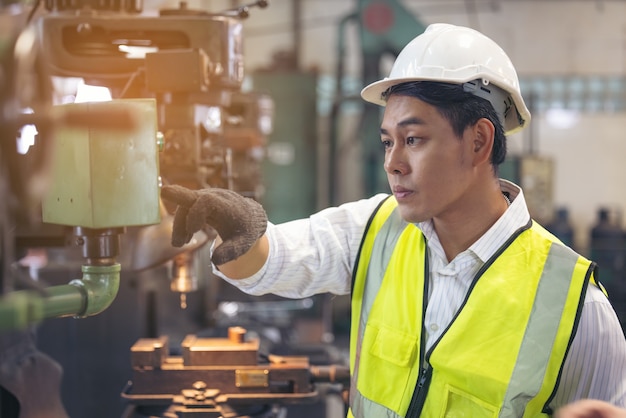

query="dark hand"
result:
[0,329,69,418]
[161,185,268,265]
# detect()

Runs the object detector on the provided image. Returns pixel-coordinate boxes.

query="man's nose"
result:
[384,146,408,175]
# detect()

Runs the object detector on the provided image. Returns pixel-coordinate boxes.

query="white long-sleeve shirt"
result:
[216,180,626,411]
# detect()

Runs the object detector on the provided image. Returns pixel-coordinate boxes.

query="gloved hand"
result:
[0,329,69,418]
[161,185,268,265]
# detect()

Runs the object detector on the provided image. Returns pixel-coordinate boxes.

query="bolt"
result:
[192,381,207,391]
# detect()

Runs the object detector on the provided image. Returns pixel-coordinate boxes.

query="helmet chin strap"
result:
[462,78,514,129]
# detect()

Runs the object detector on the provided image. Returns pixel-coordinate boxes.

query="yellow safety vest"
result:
[348,196,594,418]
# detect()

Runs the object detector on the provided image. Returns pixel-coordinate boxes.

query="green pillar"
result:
[251,71,318,223]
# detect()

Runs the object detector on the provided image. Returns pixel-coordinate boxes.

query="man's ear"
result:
[471,118,495,166]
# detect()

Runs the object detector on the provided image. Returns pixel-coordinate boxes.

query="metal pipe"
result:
[0,263,121,331]
[68,263,121,317]
[292,0,302,69]
[329,12,358,205]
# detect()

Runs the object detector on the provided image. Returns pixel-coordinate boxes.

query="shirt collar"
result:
[418,179,531,264]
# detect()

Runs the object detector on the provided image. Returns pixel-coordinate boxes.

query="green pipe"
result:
[0,263,121,331]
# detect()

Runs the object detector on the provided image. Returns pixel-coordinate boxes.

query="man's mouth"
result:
[392,186,413,199]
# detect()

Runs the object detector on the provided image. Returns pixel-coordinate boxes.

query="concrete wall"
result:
[238,1,626,76]
[509,113,626,253]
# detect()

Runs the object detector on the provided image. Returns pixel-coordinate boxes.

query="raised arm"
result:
[161,184,269,279]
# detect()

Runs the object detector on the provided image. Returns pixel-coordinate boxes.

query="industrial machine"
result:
[0,19,164,415]
[121,326,348,417]
[0,0,349,416]
[36,0,273,196]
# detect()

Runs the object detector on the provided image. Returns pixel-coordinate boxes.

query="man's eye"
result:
[407,137,417,145]
[382,139,392,149]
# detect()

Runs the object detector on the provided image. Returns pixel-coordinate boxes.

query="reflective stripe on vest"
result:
[349,197,592,418]
[502,243,580,416]
[350,197,411,418]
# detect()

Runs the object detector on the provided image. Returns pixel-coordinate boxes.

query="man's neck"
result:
[432,187,509,263]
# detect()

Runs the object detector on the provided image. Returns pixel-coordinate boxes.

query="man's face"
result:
[381,94,476,224]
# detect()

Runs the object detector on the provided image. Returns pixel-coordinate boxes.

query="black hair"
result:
[381,81,507,169]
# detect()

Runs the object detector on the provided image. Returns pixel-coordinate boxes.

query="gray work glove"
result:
[161,185,268,265]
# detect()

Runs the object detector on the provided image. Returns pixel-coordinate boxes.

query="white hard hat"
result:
[361,23,531,135]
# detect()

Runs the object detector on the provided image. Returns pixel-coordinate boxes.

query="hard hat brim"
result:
[360,76,531,136]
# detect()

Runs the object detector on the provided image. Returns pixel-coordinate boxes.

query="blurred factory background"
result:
[2,0,626,417]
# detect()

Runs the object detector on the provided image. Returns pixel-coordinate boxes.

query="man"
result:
[162,23,626,417]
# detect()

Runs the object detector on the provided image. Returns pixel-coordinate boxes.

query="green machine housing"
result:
[42,99,161,228]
